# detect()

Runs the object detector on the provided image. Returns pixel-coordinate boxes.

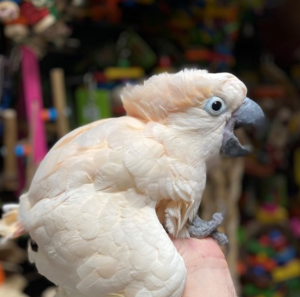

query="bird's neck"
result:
[151,125,222,168]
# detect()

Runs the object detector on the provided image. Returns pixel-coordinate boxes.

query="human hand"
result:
[172,237,237,297]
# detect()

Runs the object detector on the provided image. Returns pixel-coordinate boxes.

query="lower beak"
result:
[220,97,265,157]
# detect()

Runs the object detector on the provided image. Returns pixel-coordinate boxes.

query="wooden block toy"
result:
[50,68,69,138]
[41,108,58,122]
[14,144,31,157]
[104,67,144,80]
[1,54,70,193]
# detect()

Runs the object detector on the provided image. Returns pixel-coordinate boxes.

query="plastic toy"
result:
[268,230,288,251]
[2,0,60,43]
[2,1,74,51]
[248,254,277,271]
[295,148,300,187]
[72,0,85,5]
[75,0,121,23]
[40,108,58,122]
[185,48,234,64]
[256,203,288,224]
[21,45,47,169]
[0,0,20,23]
[247,240,275,257]
[104,67,144,80]
[75,73,111,126]
[13,106,62,157]
[0,48,69,193]
[290,218,300,238]
[14,143,31,157]
[272,259,300,282]
[243,283,278,297]
[242,224,300,297]
[274,247,297,265]
[19,1,57,33]
[0,262,5,284]
[3,13,29,43]
[29,0,54,8]
[3,107,63,159]
[193,4,238,22]
[258,234,270,246]
[110,84,126,117]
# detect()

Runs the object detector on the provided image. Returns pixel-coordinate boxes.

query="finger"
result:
[173,237,237,297]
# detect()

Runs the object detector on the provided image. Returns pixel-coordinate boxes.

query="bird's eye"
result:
[204,96,227,116]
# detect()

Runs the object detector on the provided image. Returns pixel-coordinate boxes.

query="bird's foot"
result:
[211,230,229,246]
[187,213,228,246]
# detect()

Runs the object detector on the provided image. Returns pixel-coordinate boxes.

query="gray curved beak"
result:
[220,97,265,157]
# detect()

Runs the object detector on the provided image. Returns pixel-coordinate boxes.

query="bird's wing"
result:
[25,188,186,297]
[17,116,187,296]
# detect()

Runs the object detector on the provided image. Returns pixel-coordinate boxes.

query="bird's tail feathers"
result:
[53,287,126,297]
[0,204,25,243]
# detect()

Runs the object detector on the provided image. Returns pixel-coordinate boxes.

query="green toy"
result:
[75,87,111,126]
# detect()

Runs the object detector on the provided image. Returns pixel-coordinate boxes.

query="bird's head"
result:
[121,69,264,158]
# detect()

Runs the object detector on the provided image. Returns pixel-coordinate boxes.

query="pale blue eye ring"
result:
[204,96,227,116]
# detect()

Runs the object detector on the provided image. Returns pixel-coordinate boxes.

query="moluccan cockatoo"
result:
[0,69,264,297]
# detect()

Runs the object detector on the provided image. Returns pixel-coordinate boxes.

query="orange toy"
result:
[0,262,5,285]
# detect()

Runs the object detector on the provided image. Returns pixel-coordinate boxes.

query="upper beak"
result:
[220,97,265,157]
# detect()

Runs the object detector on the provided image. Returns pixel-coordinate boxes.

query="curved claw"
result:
[187,212,226,242]
[211,231,229,247]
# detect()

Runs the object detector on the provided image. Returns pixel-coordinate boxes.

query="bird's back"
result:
[26,116,145,207]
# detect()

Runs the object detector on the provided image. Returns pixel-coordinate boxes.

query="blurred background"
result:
[0,0,300,297]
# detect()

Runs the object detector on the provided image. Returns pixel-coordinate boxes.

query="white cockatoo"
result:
[0,69,264,297]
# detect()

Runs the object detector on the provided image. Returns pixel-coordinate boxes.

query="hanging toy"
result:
[0,0,20,23]
[3,5,29,42]
[3,0,60,42]
[72,0,85,6]
[28,0,54,8]
[20,1,57,34]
